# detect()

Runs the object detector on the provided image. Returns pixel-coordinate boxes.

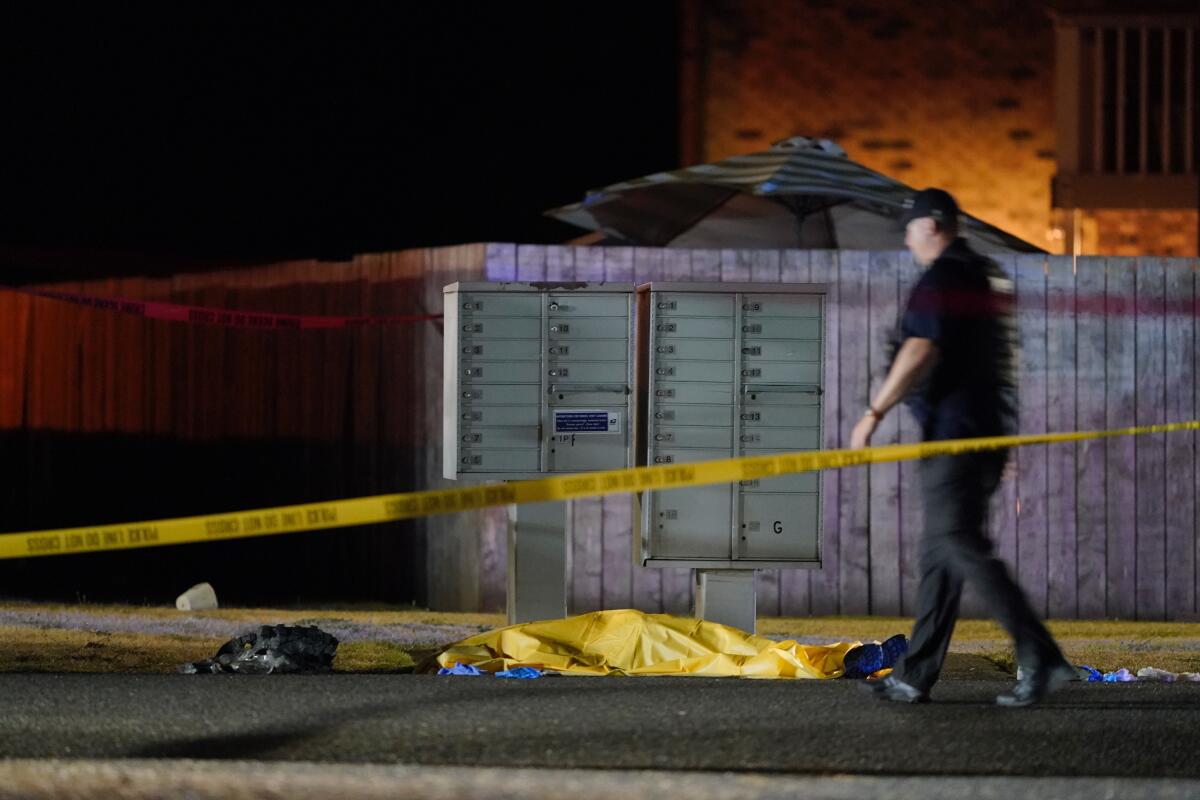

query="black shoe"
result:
[996,662,1077,707]
[862,674,929,704]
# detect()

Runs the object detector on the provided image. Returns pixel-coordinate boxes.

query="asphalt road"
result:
[1,674,1198,778]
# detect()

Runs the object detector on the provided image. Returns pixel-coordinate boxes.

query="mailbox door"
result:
[654,293,734,317]
[546,340,628,361]
[650,405,732,427]
[547,294,628,317]
[547,409,629,472]
[457,427,540,450]
[653,360,735,383]
[738,492,819,560]
[458,385,541,405]
[651,382,734,405]
[739,403,821,428]
[738,427,820,450]
[651,339,734,360]
[739,339,820,362]
[739,293,821,318]
[458,405,540,427]
[738,472,820,494]
[650,426,733,449]
[654,317,735,339]
[459,317,542,339]
[548,317,629,339]
[459,362,542,384]
[739,318,820,340]
[457,449,541,473]
[545,362,629,384]
[460,339,541,361]
[645,448,733,560]
[652,487,733,559]
[543,290,632,474]
[458,294,542,317]
[448,288,545,479]
[738,362,821,385]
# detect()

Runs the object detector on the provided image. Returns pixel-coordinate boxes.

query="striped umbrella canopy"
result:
[546,137,1043,254]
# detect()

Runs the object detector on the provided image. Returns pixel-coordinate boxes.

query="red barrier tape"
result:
[9,287,442,329]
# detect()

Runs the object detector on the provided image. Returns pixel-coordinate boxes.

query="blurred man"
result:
[851,188,1073,707]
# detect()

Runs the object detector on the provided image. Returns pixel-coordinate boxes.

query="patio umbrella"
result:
[546,137,1043,254]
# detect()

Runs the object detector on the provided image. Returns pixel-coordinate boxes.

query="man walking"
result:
[850,188,1073,707]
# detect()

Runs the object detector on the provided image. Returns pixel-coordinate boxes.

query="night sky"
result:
[2,5,680,275]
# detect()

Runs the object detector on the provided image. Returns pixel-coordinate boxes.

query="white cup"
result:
[176,582,218,611]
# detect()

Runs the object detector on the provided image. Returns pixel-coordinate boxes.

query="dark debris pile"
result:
[179,624,339,674]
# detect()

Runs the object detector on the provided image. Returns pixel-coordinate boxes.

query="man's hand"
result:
[850,413,879,449]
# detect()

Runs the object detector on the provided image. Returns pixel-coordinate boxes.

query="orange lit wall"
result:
[680,0,1196,256]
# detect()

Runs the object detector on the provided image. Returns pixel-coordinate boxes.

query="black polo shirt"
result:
[898,238,1018,442]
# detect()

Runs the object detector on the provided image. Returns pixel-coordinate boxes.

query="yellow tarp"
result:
[428,609,861,679]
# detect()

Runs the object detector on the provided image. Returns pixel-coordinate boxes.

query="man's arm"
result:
[849,337,939,449]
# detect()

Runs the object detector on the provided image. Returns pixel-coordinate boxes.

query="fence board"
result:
[661,249,693,283]
[750,250,781,283]
[896,256,924,615]
[752,251,783,617]
[989,256,1020,577]
[1135,257,1167,619]
[1195,255,1200,622]
[484,243,517,281]
[0,291,31,426]
[1106,257,1138,619]
[1016,254,1049,617]
[809,250,840,616]
[605,247,635,283]
[1075,258,1108,617]
[545,245,575,282]
[574,247,606,281]
[660,249,695,615]
[600,248,636,609]
[571,495,604,614]
[516,244,547,281]
[867,250,902,615]
[601,495,634,610]
[1163,258,1195,620]
[974,255,1018,618]
[691,250,721,282]
[838,251,872,614]
[1045,256,1078,618]
[779,250,813,616]
[633,247,665,285]
[721,249,752,282]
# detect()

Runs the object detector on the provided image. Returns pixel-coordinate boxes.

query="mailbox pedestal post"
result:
[506,499,568,624]
[694,569,758,633]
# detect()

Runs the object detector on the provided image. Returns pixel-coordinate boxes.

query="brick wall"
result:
[682,0,1196,255]
[1086,210,1199,257]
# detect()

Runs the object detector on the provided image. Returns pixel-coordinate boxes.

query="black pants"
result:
[896,450,1067,692]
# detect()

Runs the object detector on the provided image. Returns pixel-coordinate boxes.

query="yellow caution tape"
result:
[2,420,1197,561]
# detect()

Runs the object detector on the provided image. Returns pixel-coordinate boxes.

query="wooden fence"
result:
[0,245,487,607]
[479,244,1200,621]
[2,243,1197,619]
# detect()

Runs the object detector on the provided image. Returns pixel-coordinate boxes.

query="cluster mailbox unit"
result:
[443,282,635,624]
[444,279,826,630]
[635,283,825,632]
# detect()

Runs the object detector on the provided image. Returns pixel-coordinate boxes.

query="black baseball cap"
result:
[899,187,960,226]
